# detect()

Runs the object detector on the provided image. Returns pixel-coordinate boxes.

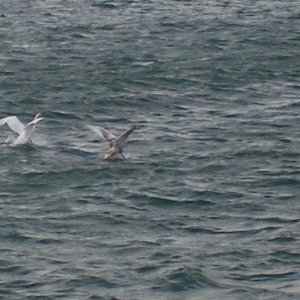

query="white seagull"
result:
[87,123,137,160]
[0,113,43,147]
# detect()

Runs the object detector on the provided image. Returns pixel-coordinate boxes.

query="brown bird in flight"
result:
[87,123,136,160]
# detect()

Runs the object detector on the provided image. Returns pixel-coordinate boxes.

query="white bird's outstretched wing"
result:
[0,116,25,134]
[86,125,116,145]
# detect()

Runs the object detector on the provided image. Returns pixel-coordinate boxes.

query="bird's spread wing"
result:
[0,116,25,135]
[87,125,116,144]
[115,123,136,148]
[100,128,116,143]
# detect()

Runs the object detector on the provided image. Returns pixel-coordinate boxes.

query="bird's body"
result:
[0,113,43,146]
[87,123,136,160]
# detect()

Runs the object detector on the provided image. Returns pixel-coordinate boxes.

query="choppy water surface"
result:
[0,1,299,299]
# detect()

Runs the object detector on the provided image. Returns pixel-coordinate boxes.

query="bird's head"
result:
[34,113,42,119]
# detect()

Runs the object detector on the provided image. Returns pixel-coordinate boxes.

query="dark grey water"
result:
[0,1,299,299]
